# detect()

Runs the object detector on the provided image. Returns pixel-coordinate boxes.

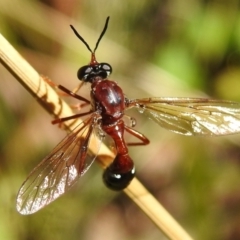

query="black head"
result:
[70,17,112,82]
[77,62,112,82]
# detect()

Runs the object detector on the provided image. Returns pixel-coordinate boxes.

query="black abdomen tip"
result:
[103,167,135,191]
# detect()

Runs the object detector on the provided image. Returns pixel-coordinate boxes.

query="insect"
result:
[16,17,240,215]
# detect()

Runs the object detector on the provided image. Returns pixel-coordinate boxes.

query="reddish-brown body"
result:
[91,78,125,124]
[91,78,135,189]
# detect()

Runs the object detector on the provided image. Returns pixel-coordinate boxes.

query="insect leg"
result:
[42,75,87,97]
[124,125,150,146]
[52,110,93,124]
[58,85,90,104]
[42,75,90,104]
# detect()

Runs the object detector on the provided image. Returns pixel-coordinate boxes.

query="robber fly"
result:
[16,17,240,215]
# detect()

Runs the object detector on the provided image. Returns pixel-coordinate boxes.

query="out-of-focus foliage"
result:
[0,0,240,240]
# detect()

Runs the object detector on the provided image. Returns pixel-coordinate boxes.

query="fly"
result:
[16,16,240,215]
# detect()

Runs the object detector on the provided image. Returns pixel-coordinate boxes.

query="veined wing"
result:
[16,115,104,215]
[128,97,240,136]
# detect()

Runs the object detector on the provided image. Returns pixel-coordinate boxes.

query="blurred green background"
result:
[0,0,240,239]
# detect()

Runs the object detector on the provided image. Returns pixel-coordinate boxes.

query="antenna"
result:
[93,16,109,52]
[70,16,110,53]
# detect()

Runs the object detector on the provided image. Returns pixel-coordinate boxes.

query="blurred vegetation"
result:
[0,0,240,239]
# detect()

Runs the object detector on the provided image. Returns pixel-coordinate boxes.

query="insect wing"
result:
[16,117,104,215]
[129,97,240,136]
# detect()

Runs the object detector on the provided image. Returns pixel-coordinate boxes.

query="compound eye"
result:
[77,65,93,81]
[99,63,112,77]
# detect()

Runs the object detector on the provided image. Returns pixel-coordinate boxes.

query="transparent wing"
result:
[128,97,240,136]
[16,116,104,215]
